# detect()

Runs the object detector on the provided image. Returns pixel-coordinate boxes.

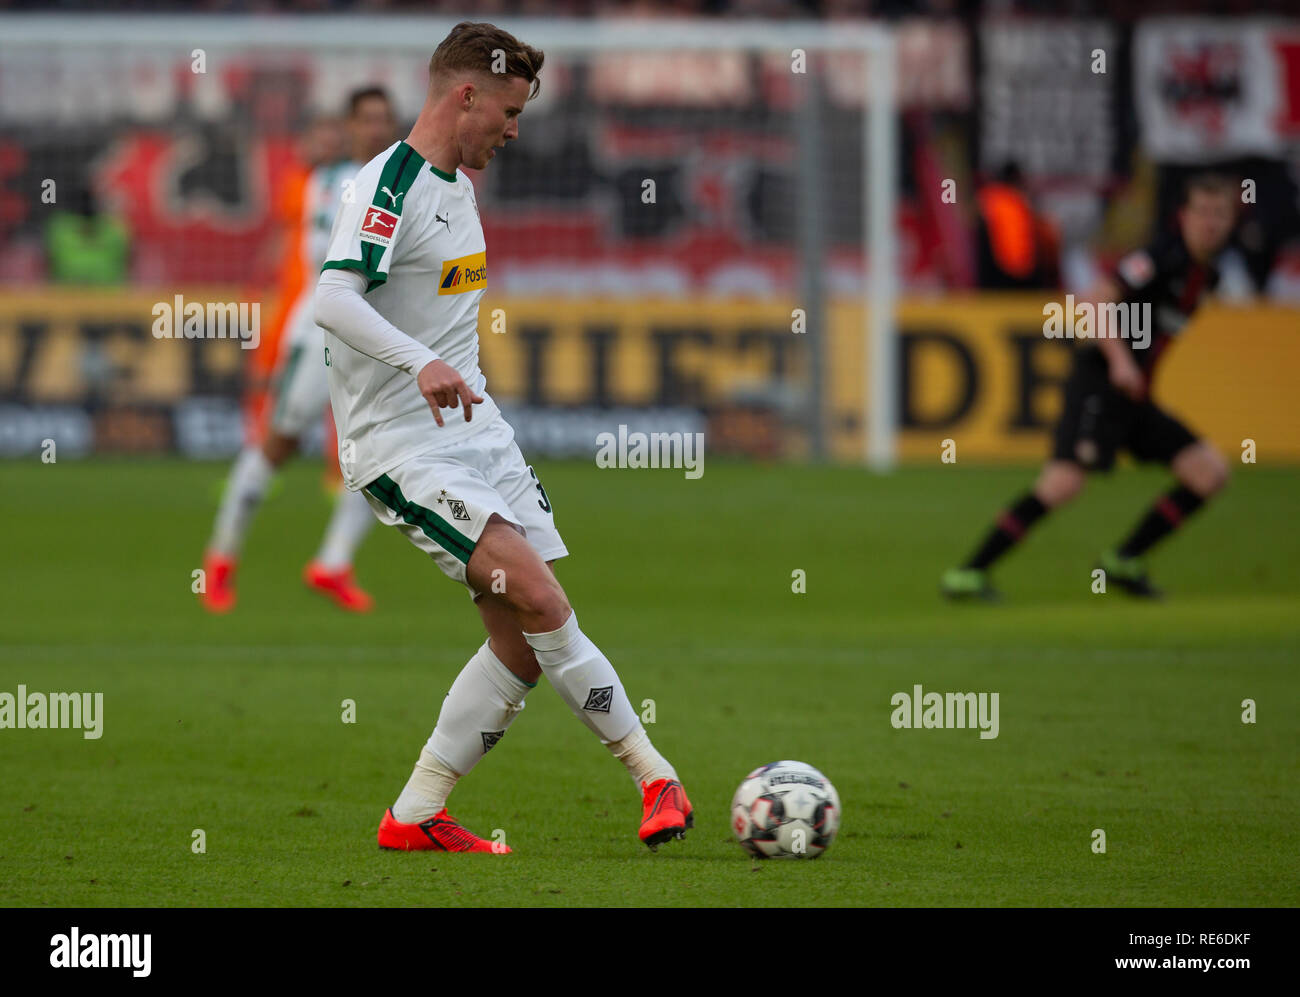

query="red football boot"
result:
[303,562,374,612]
[639,778,693,850]
[201,552,237,613]
[377,807,510,853]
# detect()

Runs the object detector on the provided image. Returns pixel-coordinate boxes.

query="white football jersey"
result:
[320,140,498,490]
[304,159,360,273]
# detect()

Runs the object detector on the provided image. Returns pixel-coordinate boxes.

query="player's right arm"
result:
[313,163,482,426]
[315,270,481,426]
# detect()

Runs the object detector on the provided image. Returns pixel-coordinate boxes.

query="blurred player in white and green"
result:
[314,22,692,852]
[202,88,399,613]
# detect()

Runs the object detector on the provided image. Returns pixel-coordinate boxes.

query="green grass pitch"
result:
[1,457,1296,907]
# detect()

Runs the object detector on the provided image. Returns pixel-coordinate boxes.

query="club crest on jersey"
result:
[438,251,488,295]
[359,205,400,247]
[1118,250,1155,289]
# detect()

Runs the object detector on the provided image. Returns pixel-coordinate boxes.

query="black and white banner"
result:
[1135,18,1300,162]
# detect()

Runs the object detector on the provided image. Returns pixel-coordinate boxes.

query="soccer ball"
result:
[731,760,840,859]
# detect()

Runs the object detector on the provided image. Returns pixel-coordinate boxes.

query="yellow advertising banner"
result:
[859,296,1300,464]
[476,294,1300,464]
[0,288,1295,463]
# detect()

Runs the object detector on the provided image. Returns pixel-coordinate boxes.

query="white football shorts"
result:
[268,292,330,437]
[360,409,568,599]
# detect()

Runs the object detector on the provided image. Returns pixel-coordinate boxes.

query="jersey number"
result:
[529,466,551,513]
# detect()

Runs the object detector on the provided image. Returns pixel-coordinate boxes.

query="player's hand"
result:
[1108,357,1146,402]
[417,359,483,427]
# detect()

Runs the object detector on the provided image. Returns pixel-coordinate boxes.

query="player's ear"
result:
[460,83,475,111]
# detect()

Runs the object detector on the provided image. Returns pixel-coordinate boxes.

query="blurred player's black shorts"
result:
[1051,348,1199,472]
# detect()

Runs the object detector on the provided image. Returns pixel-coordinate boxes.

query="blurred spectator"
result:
[974,162,1060,290]
[44,185,130,285]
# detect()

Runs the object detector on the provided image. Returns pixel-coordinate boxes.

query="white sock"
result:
[605,726,678,792]
[391,747,460,824]
[314,487,375,569]
[209,446,273,556]
[392,640,533,823]
[523,610,640,745]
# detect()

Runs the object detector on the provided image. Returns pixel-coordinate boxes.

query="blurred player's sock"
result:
[523,610,676,786]
[313,487,375,570]
[209,446,273,556]
[1116,485,1205,559]
[963,492,1048,570]
[392,640,533,823]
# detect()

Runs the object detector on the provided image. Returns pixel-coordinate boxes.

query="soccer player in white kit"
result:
[202,89,398,613]
[313,22,693,852]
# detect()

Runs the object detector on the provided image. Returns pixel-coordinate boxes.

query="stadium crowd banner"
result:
[977,19,1119,183]
[0,22,978,297]
[1,288,1297,463]
[1135,18,1300,162]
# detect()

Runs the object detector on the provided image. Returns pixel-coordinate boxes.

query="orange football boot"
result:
[377,807,509,853]
[639,778,693,850]
[201,552,237,613]
[303,562,373,612]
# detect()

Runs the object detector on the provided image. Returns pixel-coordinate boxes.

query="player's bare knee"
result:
[1186,447,1230,496]
[1036,462,1085,507]
[473,525,570,629]
[511,573,570,632]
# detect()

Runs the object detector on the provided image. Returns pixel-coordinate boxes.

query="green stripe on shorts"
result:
[365,473,476,565]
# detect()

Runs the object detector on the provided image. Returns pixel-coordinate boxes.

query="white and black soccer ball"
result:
[731,760,840,859]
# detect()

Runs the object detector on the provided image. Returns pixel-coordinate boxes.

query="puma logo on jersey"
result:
[435,212,451,233]
[438,251,487,294]
[359,205,399,247]
[380,186,405,206]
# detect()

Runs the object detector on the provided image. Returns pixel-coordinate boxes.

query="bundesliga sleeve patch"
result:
[359,205,400,247]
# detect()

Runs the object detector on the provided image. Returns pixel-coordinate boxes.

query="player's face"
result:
[349,97,397,162]
[1179,190,1235,259]
[303,118,346,167]
[461,76,530,170]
